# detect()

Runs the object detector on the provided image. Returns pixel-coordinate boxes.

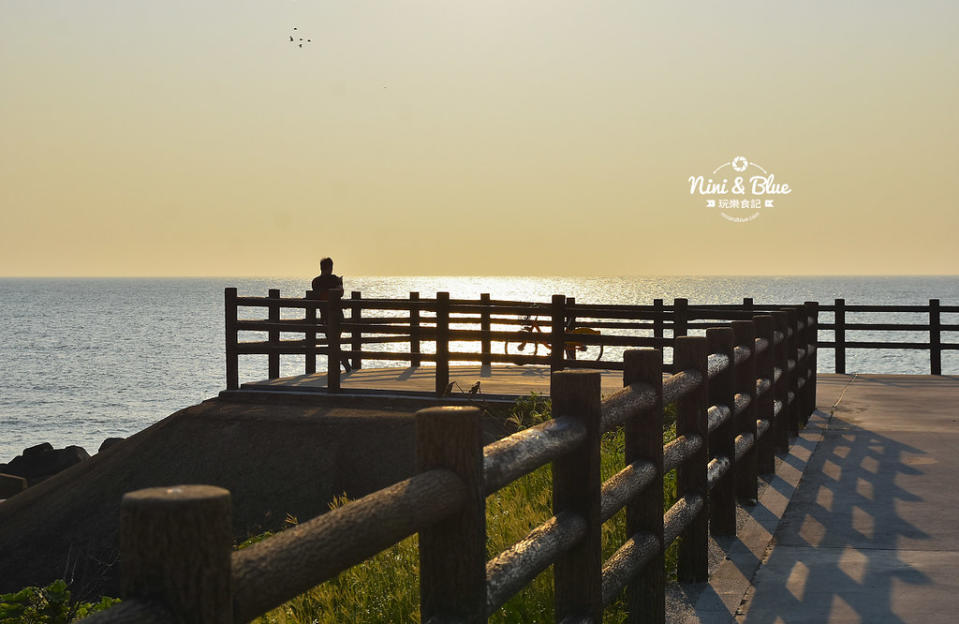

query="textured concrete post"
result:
[550,295,567,373]
[435,292,450,396]
[224,288,238,390]
[674,336,709,583]
[351,291,363,370]
[305,290,317,376]
[732,320,759,503]
[551,370,603,622]
[653,299,664,339]
[417,407,485,622]
[753,315,776,475]
[673,298,689,338]
[566,297,577,361]
[267,289,280,380]
[785,308,801,438]
[623,349,665,624]
[771,311,790,453]
[480,293,492,367]
[410,292,421,367]
[804,301,820,420]
[930,299,942,375]
[120,485,233,623]
[707,327,736,536]
[834,298,846,375]
[327,290,342,391]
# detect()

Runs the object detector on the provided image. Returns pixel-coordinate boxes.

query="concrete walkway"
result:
[724,374,959,623]
[242,364,628,399]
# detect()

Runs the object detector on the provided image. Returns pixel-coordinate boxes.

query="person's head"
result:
[319,257,334,275]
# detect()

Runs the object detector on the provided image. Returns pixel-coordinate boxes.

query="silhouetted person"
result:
[310,257,352,373]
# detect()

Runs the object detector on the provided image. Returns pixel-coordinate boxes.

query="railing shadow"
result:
[667,410,831,621]
[738,413,931,623]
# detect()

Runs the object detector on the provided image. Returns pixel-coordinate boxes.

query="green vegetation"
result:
[0,580,119,623]
[251,395,680,624]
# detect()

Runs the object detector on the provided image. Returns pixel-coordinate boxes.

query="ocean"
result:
[1,276,957,462]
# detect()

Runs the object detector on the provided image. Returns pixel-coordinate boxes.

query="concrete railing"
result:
[88,308,818,623]
[226,289,841,393]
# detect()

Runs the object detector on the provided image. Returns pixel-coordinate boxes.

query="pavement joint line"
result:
[830,373,858,413]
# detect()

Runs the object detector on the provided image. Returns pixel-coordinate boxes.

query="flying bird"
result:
[289,36,293,42]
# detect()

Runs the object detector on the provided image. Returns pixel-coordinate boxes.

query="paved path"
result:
[729,374,959,623]
[243,364,628,398]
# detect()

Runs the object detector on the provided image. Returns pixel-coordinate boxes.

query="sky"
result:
[2,1,957,277]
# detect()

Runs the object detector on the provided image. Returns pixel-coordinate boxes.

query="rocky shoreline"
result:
[0,438,124,500]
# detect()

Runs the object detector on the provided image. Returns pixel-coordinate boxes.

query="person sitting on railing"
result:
[310,257,353,374]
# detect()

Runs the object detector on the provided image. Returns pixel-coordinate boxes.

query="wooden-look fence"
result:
[88,306,818,623]
[818,298,958,374]
[225,290,957,394]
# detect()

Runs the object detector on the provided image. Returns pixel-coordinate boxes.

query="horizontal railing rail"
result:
[89,306,819,623]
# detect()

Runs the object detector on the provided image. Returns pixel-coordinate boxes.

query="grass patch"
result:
[251,395,679,624]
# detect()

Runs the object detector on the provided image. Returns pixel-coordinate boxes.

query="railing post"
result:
[225,288,238,390]
[120,485,233,622]
[771,311,790,453]
[785,308,801,439]
[416,407,486,622]
[753,315,776,475]
[410,292,422,367]
[305,290,317,376]
[435,292,450,396]
[268,289,280,380]
[327,290,342,392]
[804,301,819,419]
[706,327,736,536]
[834,298,846,374]
[551,370,603,622]
[743,297,754,313]
[480,293,492,368]
[653,298,664,339]
[930,298,942,375]
[550,294,567,373]
[673,298,688,338]
[732,320,759,504]
[566,296,577,361]
[673,336,708,583]
[351,291,363,371]
[623,349,665,624]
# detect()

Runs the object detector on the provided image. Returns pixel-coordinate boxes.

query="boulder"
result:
[98,438,125,453]
[0,473,27,499]
[4,445,91,486]
[23,442,54,457]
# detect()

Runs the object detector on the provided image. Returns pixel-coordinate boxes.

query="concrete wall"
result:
[0,395,507,599]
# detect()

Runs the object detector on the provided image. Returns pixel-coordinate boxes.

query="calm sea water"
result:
[1,276,957,461]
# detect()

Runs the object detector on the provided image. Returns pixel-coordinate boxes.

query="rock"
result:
[23,442,53,457]
[98,438,125,454]
[0,473,27,499]
[4,445,91,486]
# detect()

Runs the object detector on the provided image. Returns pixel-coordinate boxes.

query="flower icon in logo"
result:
[731,156,748,172]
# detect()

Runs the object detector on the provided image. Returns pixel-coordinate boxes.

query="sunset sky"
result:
[2,1,957,277]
